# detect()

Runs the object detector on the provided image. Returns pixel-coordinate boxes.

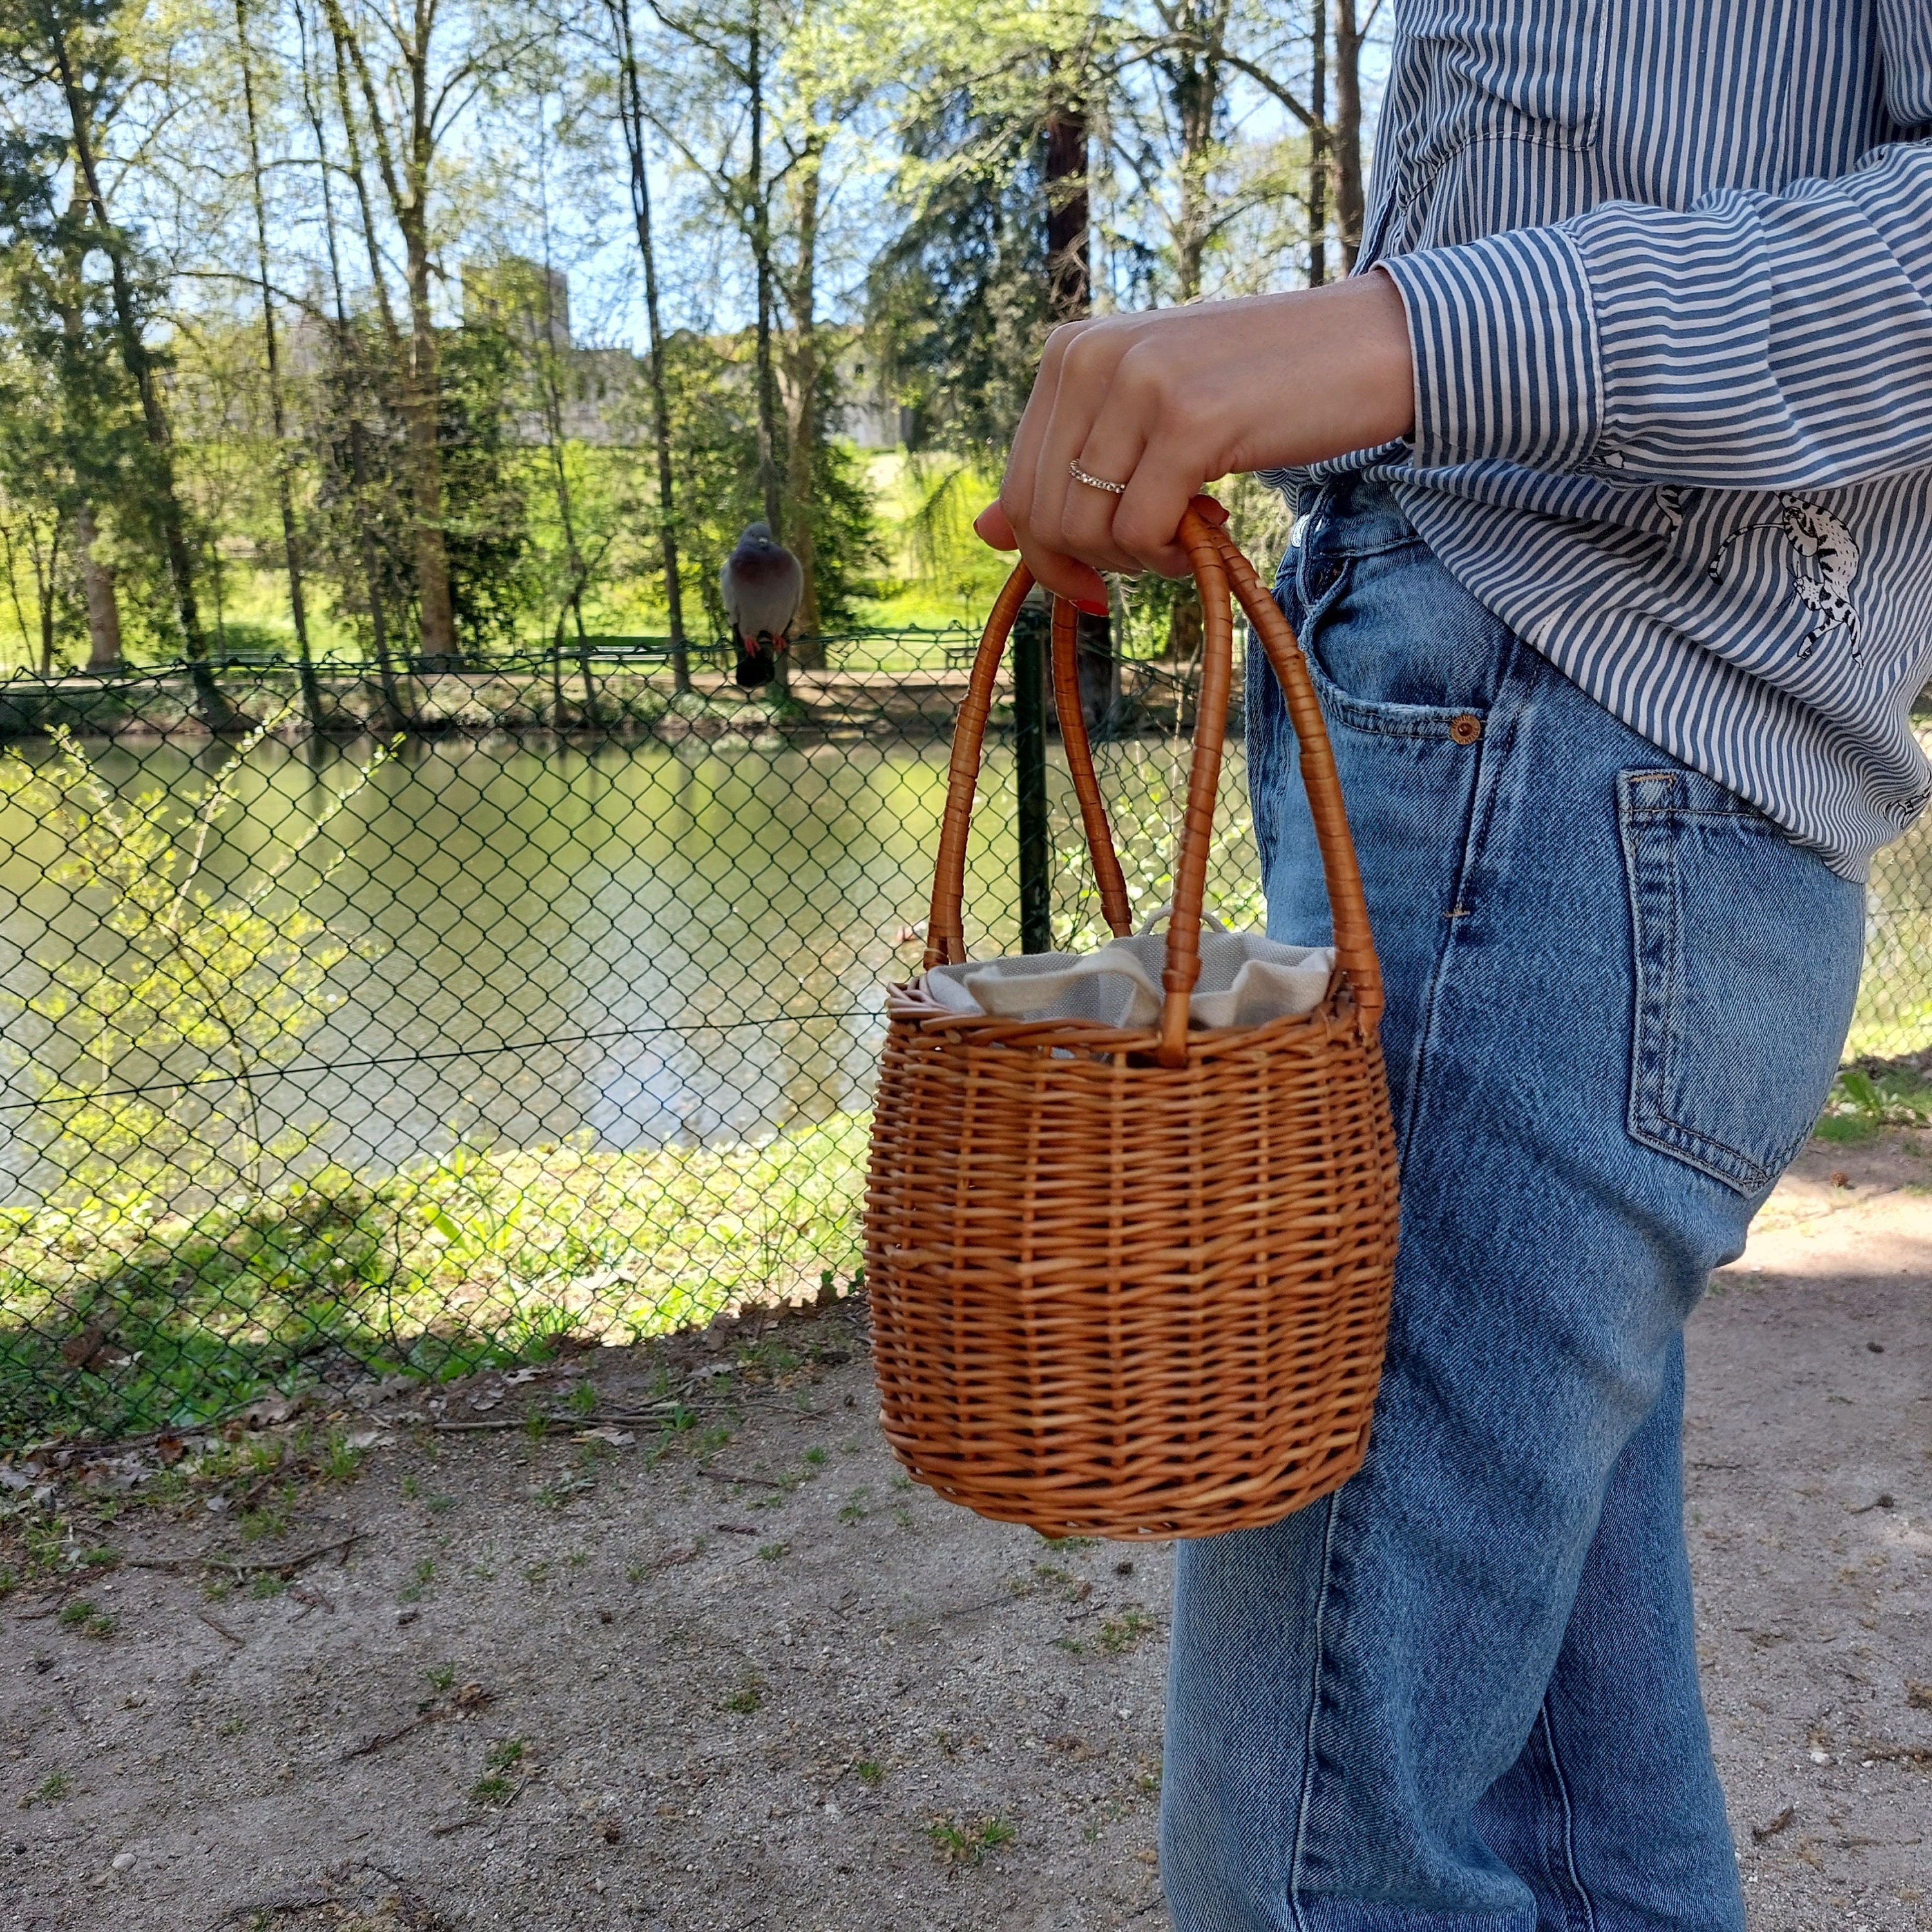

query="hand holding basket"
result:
[864,507,1399,1539]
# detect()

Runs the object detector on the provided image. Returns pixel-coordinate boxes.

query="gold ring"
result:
[1068,461,1128,495]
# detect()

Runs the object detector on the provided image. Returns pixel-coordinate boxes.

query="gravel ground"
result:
[0,1131,1925,1932]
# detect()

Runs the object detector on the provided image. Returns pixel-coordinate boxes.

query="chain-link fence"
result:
[1,634,1927,1447]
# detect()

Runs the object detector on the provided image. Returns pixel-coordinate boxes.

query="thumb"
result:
[974,501,1019,551]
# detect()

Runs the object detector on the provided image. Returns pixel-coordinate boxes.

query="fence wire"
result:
[0,639,1926,1446]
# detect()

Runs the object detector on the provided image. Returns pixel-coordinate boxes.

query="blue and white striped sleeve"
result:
[1379,136,1932,493]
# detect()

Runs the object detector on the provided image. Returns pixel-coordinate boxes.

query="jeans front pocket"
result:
[1618,770,1864,1196]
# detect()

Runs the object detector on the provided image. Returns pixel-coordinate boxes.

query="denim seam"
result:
[1389,646,1532,1168]
[1303,668,1489,742]
[1286,1489,1345,1930]
[1289,557,1493,743]
[1537,1700,1601,1932]
[1309,529,1430,564]
[1618,773,1785,1195]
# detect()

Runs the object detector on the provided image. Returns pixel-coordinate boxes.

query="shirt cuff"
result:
[1378,225,1606,474]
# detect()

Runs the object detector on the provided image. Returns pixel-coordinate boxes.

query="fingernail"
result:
[1076,598,1110,616]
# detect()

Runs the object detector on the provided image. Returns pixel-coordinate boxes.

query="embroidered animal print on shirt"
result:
[1708,495,1862,661]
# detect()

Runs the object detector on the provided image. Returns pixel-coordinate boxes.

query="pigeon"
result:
[720,521,804,689]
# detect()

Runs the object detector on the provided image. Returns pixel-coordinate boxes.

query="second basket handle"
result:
[922,506,1381,1052]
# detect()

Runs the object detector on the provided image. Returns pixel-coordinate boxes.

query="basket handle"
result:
[1202,517,1383,1036]
[922,506,1381,1061]
[1050,597,1133,939]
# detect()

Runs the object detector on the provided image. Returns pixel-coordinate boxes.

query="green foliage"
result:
[1820,1061,1932,1135]
[869,95,1047,457]
[439,324,538,650]
[927,1814,1016,1865]
[804,433,888,629]
[665,332,881,636]
[0,719,394,1207]
[304,319,534,656]
[0,1113,870,1444]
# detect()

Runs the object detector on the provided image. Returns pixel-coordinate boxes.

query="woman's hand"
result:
[974,273,1416,609]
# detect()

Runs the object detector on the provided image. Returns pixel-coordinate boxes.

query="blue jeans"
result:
[1159,478,1865,1931]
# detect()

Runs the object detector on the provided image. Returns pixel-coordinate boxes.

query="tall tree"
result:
[295,0,406,721]
[316,0,527,659]
[231,0,321,721]
[1330,0,1365,272]
[0,0,225,714]
[1044,61,1090,324]
[603,0,690,687]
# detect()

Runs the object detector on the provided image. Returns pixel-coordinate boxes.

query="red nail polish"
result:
[1076,598,1110,616]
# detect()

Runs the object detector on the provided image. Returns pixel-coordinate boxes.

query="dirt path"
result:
[1,1134,1925,1932]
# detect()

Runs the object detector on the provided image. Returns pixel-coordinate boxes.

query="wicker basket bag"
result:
[865,507,1399,1539]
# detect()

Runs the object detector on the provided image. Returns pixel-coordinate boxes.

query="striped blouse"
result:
[1270,0,1932,879]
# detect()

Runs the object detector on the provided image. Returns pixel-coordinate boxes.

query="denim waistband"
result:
[1295,474,1423,563]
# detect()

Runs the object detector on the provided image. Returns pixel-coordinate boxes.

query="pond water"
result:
[0,729,1253,1200]
[5,717,1927,1209]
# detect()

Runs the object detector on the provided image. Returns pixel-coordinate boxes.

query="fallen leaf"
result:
[1829,1170,1852,1189]
[61,1326,110,1369]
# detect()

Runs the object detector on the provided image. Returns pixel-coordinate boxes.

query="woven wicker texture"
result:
[865,509,1401,1539]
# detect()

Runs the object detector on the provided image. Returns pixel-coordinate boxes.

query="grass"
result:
[926,1814,1016,1866]
[57,1597,116,1636]
[1817,1059,1932,1140]
[1098,1609,1155,1655]
[719,1671,765,1714]
[0,1114,869,1446]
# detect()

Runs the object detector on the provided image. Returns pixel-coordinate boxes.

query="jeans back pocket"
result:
[1619,770,1863,1196]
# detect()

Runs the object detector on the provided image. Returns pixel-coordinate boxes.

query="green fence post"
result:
[1014,598,1052,954]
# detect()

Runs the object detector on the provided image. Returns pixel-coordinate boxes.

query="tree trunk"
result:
[325,0,458,661]
[535,206,590,698]
[55,294,124,674]
[607,0,688,689]
[26,515,61,675]
[1332,0,1365,273]
[744,2,788,697]
[1045,74,1090,325]
[1173,50,1209,301]
[234,0,321,726]
[400,214,457,661]
[1166,2,1229,658]
[305,6,405,728]
[1044,78,1111,725]
[748,3,782,537]
[782,133,825,665]
[1307,0,1329,287]
[75,504,122,671]
[48,26,225,724]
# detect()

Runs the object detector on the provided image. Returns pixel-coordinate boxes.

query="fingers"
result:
[997,319,1087,545]
[981,500,1106,612]
[974,502,1018,550]
[992,314,1220,604]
